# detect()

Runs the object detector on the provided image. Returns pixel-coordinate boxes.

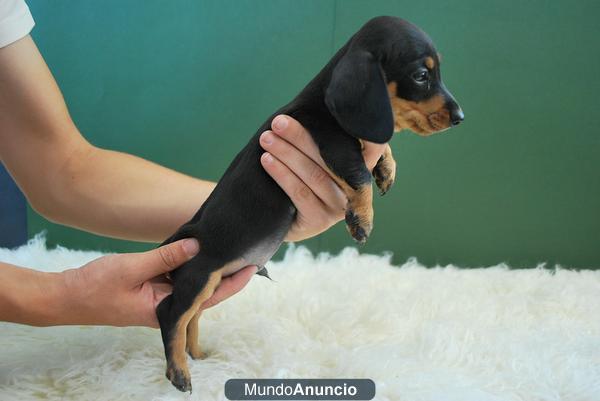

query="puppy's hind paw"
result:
[186,345,207,360]
[166,365,192,394]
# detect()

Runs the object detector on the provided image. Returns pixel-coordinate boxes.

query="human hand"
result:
[59,239,256,328]
[259,115,387,242]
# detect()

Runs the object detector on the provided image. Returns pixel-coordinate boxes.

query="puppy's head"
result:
[325,16,464,143]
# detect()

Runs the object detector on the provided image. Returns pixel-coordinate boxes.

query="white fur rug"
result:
[1,235,599,401]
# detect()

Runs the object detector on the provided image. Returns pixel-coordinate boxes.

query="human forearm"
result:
[0,262,66,326]
[46,143,215,242]
[3,119,213,243]
[0,36,214,242]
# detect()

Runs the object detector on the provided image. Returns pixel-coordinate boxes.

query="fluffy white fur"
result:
[0,235,599,401]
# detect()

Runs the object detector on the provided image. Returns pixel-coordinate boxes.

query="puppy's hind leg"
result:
[156,258,222,393]
[186,310,206,360]
[186,258,251,359]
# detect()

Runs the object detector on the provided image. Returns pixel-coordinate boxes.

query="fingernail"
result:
[182,238,199,257]
[262,152,274,164]
[261,131,273,145]
[273,115,288,131]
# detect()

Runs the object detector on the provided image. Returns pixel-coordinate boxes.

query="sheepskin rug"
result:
[0,235,599,401]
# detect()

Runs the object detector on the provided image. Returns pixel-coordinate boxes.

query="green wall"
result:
[27,0,600,269]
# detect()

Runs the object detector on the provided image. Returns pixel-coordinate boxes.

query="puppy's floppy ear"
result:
[325,50,394,144]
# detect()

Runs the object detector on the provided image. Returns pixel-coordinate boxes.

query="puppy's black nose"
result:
[450,108,464,126]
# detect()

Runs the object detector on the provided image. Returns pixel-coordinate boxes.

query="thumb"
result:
[131,238,200,283]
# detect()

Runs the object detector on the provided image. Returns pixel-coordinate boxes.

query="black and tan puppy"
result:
[157,16,463,392]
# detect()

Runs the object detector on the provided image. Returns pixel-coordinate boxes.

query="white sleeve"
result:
[0,0,34,48]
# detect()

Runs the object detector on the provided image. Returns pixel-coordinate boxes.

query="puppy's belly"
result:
[220,236,284,277]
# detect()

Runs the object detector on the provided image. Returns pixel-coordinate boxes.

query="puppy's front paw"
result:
[373,155,396,196]
[166,364,192,393]
[345,209,372,244]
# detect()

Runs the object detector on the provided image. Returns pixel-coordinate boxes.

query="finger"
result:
[362,141,388,171]
[260,152,339,217]
[260,130,346,211]
[129,238,199,284]
[272,114,386,173]
[270,115,328,170]
[200,265,257,309]
[132,280,168,328]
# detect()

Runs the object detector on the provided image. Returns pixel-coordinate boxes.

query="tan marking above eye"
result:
[425,56,435,70]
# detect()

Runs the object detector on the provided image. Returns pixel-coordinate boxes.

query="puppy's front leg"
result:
[316,135,374,243]
[342,182,373,243]
[372,144,396,195]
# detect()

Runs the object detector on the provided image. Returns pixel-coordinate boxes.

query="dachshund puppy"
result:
[157,16,463,392]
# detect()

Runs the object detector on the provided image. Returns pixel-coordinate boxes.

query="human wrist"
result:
[0,265,70,327]
[29,270,72,326]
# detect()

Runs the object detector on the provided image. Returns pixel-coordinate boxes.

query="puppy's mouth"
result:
[424,111,452,135]
[395,109,451,136]
[387,84,453,137]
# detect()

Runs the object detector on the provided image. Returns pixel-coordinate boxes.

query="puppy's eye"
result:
[412,69,429,84]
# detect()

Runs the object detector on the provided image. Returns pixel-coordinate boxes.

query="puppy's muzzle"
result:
[442,85,464,126]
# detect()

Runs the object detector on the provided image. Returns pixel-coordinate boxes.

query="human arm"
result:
[0,238,256,327]
[0,35,215,242]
